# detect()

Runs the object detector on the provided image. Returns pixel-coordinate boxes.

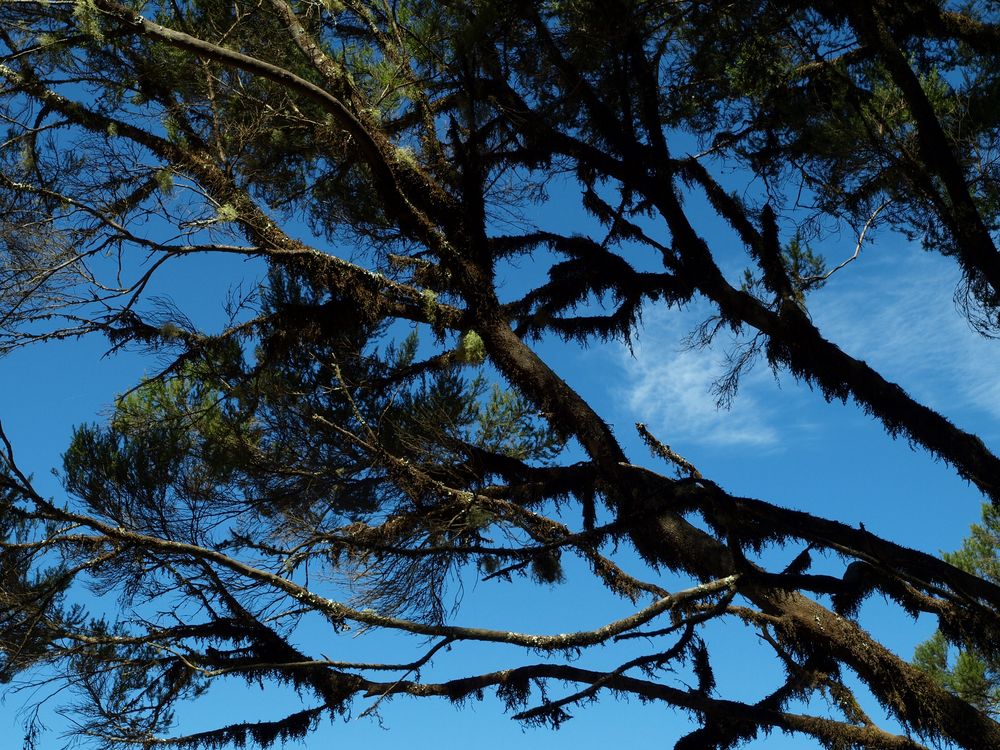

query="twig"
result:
[802,200,890,286]
[635,423,701,479]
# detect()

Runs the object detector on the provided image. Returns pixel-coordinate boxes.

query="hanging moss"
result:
[216,203,239,222]
[72,0,103,41]
[455,330,485,364]
[154,169,174,195]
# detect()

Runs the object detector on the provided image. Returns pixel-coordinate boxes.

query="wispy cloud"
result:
[616,242,1000,449]
[810,250,1000,425]
[618,303,786,448]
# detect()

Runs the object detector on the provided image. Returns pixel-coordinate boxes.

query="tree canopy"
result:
[2,0,1000,748]
[914,502,1000,718]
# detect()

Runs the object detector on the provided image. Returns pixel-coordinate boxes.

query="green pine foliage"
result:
[914,503,1000,716]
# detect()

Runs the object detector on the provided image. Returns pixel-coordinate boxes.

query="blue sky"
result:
[0,174,993,749]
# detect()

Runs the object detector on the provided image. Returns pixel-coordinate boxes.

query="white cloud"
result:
[617,241,1000,449]
[619,303,785,448]
[809,249,1000,423]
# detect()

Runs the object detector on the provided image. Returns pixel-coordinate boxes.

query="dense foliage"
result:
[1,0,1000,748]
[914,503,1000,717]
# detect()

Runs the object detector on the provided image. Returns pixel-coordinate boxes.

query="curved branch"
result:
[370,662,929,749]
